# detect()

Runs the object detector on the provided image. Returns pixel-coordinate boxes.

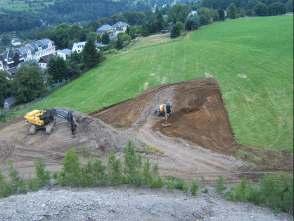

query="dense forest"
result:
[0,0,292,33]
[0,0,193,32]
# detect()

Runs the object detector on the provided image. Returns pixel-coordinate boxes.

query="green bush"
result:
[107,152,123,185]
[227,178,258,203]
[8,162,27,194]
[124,142,143,186]
[0,144,202,199]
[149,164,163,188]
[170,22,184,38]
[190,180,199,196]
[58,149,82,186]
[142,159,153,186]
[35,160,50,187]
[0,171,11,198]
[258,174,293,214]
[81,159,106,187]
[164,177,187,191]
[27,160,50,191]
[216,176,226,194]
[227,174,293,214]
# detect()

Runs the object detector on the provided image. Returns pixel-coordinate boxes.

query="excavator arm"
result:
[53,109,77,134]
[25,108,77,135]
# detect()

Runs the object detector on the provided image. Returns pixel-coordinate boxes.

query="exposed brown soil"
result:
[0,78,292,182]
[94,78,236,154]
[93,78,293,178]
[0,113,136,178]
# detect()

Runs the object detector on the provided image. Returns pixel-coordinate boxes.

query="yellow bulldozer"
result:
[24,109,77,135]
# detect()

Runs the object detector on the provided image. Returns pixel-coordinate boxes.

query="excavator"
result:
[154,103,172,126]
[24,109,77,135]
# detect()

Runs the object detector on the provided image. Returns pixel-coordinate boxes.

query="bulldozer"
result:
[24,108,77,135]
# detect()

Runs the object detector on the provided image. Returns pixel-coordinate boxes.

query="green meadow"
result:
[15,16,294,151]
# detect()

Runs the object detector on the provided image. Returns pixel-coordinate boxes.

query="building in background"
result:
[0,38,56,75]
[56,49,72,60]
[72,42,86,54]
[96,21,129,41]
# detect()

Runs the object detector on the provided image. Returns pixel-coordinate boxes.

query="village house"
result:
[96,21,129,41]
[96,24,113,35]
[72,42,86,54]
[38,54,54,69]
[112,21,129,33]
[0,38,56,75]
[56,48,72,60]
[3,96,16,110]
[11,38,22,47]
[188,10,198,17]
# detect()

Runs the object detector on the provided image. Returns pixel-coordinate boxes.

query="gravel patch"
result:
[0,187,292,221]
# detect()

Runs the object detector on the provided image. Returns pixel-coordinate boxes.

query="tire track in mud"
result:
[136,118,244,181]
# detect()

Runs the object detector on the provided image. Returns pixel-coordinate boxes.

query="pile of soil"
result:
[0,113,135,177]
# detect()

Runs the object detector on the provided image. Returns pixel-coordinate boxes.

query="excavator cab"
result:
[154,103,172,120]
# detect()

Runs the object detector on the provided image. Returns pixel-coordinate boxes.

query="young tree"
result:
[116,37,124,50]
[168,4,190,23]
[268,2,286,15]
[101,33,110,45]
[126,26,136,39]
[14,63,45,103]
[82,39,101,69]
[227,3,238,19]
[170,22,184,38]
[1,34,10,46]
[87,32,98,42]
[47,56,68,83]
[67,52,82,77]
[58,149,81,186]
[285,0,293,12]
[218,9,225,21]
[254,2,268,16]
[185,16,200,31]
[0,71,11,105]
[198,7,214,25]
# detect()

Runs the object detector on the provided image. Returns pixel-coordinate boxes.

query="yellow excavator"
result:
[24,109,77,135]
[154,103,172,121]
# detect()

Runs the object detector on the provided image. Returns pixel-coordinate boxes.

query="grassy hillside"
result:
[18,16,293,150]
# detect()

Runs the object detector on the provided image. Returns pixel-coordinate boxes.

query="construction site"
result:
[0,78,292,183]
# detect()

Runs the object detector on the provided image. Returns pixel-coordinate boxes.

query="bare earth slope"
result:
[94,78,236,153]
[0,79,292,181]
[0,114,135,177]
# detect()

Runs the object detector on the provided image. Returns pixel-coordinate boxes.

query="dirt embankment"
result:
[93,78,293,177]
[94,79,236,154]
[0,113,136,177]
